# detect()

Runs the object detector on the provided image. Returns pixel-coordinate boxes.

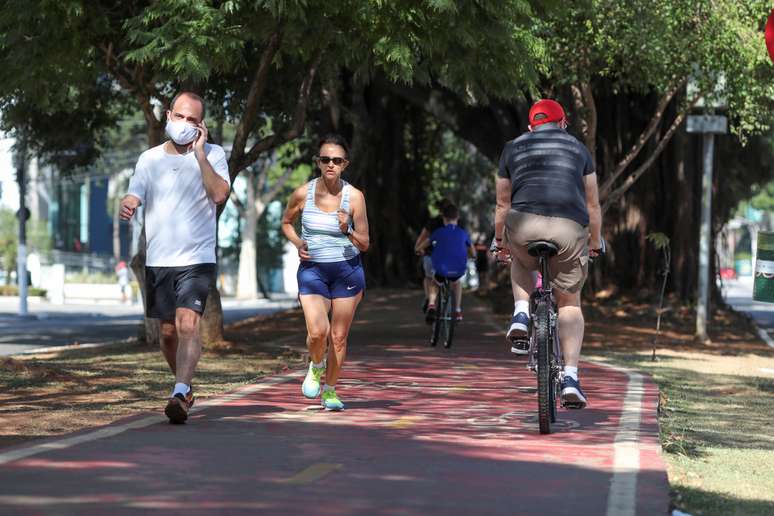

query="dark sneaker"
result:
[454,310,463,322]
[425,305,436,325]
[506,312,529,341]
[561,377,588,409]
[165,392,192,424]
[422,298,429,314]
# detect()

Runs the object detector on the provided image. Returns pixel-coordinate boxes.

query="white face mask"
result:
[165,119,199,145]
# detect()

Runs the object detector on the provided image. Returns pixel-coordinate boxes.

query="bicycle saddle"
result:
[527,240,559,257]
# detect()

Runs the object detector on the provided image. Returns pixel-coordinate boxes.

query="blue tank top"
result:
[301,178,359,263]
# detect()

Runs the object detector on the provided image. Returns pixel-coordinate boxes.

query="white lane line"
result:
[601,365,644,516]
[0,370,303,466]
[756,325,774,349]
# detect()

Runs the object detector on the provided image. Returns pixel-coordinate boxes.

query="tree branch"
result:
[602,92,704,212]
[236,46,324,174]
[259,166,296,209]
[571,81,597,165]
[599,78,687,199]
[229,190,245,214]
[229,28,284,173]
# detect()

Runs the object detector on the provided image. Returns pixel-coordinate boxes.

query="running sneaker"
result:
[321,387,344,411]
[302,361,325,399]
[506,312,529,341]
[164,392,192,424]
[454,310,463,322]
[560,376,588,409]
[425,305,437,325]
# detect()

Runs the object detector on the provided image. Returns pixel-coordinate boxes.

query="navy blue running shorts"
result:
[297,256,365,299]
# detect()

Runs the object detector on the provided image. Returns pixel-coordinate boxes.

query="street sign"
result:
[686,115,727,134]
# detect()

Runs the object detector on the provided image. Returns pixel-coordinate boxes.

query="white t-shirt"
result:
[127,143,230,267]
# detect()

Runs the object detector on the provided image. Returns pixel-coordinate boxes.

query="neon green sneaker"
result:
[321,387,344,411]
[302,362,325,399]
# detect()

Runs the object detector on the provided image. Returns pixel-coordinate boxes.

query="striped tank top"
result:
[301,178,359,263]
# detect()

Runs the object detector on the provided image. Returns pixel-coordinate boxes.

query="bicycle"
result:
[430,275,456,349]
[501,239,605,434]
[519,241,564,434]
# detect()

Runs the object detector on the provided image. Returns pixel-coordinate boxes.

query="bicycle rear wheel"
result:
[443,297,455,349]
[535,301,552,434]
[431,287,446,347]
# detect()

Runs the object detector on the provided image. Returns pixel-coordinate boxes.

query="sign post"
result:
[686,115,727,342]
[14,142,29,318]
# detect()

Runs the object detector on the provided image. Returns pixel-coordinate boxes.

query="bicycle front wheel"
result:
[535,301,552,434]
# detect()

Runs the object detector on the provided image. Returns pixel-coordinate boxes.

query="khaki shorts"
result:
[504,210,589,293]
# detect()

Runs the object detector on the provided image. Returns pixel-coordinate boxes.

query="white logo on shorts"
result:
[194,299,202,306]
[346,285,356,290]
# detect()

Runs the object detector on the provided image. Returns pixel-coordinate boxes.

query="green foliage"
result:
[647,232,671,251]
[749,181,774,212]
[0,285,47,297]
[543,0,774,138]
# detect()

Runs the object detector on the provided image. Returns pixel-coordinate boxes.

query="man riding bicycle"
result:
[419,202,474,323]
[494,99,603,409]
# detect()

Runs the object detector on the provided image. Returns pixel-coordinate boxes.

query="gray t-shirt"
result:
[498,125,594,227]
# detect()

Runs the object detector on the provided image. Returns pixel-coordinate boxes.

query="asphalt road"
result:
[0,297,298,356]
[723,277,774,339]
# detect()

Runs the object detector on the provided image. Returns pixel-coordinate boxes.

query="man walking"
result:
[120,91,230,423]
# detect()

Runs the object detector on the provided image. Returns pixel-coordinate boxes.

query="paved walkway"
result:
[0,291,668,515]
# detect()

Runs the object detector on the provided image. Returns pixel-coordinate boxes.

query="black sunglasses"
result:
[316,156,348,166]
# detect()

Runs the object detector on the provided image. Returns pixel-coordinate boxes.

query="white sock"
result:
[323,384,335,392]
[564,366,578,381]
[312,360,325,369]
[172,382,190,397]
[514,300,530,317]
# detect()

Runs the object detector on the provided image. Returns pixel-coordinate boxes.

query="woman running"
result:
[281,134,369,411]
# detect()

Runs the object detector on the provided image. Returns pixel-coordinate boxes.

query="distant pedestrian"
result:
[115,261,130,303]
[120,91,230,424]
[281,134,370,411]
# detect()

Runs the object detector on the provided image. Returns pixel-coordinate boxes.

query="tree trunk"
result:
[200,283,225,345]
[130,226,160,346]
[131,120,164,346]
[236,173,258,299]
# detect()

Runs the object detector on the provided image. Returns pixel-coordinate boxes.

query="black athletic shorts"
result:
[145,264,216,320]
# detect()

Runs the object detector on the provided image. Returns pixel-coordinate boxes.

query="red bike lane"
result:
[0,291,669,515]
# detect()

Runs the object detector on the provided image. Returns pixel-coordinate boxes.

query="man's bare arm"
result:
[584,173,603,254]
[495,176,511,242]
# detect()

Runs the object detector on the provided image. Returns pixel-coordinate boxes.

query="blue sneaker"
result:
[561,376,588,409]
[506,312,529,339]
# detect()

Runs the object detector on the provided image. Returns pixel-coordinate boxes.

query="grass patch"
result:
[588,349,774,515]
[0,308,308,449]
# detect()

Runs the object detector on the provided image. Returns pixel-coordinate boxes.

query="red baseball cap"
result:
[529,99,566,127]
